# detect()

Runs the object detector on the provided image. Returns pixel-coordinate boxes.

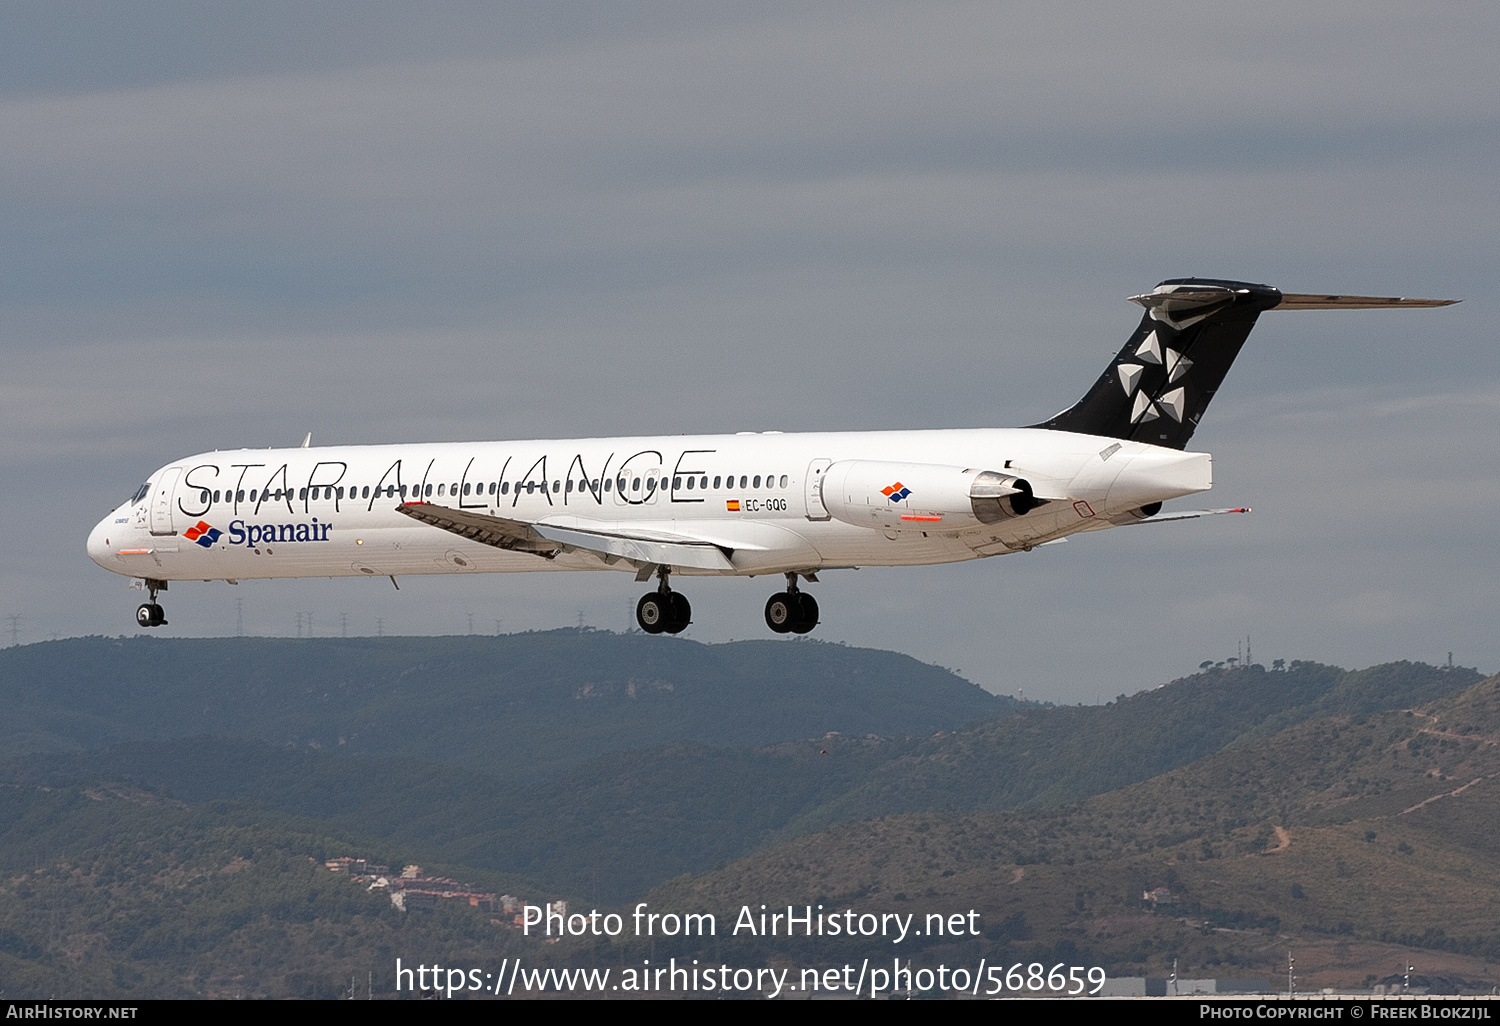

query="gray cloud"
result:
[3,2,1496,699]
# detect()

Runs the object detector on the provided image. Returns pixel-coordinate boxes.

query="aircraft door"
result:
[612,462,664,507]
[148,467,182,536]
[804,458,833,521]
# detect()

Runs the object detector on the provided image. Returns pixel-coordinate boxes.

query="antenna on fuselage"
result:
[299,432,312,448]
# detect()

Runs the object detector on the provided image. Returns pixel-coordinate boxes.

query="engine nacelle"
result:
[820,460,1039,532]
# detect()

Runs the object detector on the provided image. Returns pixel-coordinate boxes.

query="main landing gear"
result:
[135,579,167,628]
[635,568,691,635]
[765,573,818,635]
[634,569,820,636]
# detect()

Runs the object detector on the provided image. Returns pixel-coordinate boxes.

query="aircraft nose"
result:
[87,515,115,569]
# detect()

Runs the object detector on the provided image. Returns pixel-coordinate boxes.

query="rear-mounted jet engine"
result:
[820,460,1042,533]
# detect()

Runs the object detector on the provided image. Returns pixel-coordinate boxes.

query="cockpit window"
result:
[130,483,150,505]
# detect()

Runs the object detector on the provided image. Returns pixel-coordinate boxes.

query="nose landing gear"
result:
[135,579,168,628]
[765,573,818,635]
[635,567,690,635]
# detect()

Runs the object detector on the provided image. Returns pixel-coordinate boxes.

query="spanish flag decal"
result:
[726,500,741,511]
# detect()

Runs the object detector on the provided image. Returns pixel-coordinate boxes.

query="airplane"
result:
[87,278,1454,635]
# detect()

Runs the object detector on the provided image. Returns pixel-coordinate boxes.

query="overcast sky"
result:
[4,2,1496,703]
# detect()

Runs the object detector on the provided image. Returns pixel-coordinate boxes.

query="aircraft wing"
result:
[395,502,736,571]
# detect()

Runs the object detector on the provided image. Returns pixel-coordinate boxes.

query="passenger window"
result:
[713,476,721,489]
[603,478,612,492]
[700,476,708,489]
[753,475,761,488]
[437,484,445,496]
[249,490,258,501]
[632,478,641,491]
[361,486,369,498]
[674,476,683,489]
[739,475,748,488]
[236,489,245,502]
[501,482,510,495]
[553,480,560,493]
[685,477,694,490]
[780,475,788,488]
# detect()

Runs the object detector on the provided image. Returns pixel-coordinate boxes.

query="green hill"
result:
[0,784,528,999]
[4,658,1476,906]
[647,672,1500,990]
[0,632,1012,780]
[1,637,1490,996]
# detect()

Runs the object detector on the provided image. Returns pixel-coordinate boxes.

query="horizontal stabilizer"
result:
[1272,294,1458,311]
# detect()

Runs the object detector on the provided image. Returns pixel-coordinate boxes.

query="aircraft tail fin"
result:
[1034,278,1456,450]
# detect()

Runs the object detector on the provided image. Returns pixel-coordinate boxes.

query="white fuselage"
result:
[86,427,1212,584]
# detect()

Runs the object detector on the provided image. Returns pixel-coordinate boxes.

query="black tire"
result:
[636,594,668,634]
[790,592,819,634]
[664,592,691,634]
[764,593,795,634]
[150,603,167,626]
[136,603,155,628]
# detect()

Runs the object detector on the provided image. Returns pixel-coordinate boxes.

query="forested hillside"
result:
[0,634,1487,996]
[0,631,1012,779]
[651,673,1500,990]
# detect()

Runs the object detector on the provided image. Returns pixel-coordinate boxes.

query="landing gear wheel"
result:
[664,592,691,634]
[636,594,668,635]
[136,603,166,628]
[765,593,796,634]
[789,592,819,634]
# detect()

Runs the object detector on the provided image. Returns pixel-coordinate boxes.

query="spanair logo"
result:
[183,520,222,547]
[881,482,912,503]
